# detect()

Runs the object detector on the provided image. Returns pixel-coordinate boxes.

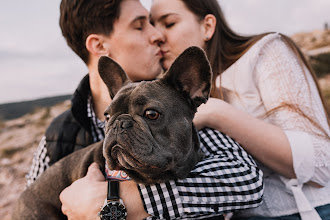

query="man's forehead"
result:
[118,0,150,23]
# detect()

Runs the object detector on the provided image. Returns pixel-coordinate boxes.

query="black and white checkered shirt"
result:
[26,96,263,219]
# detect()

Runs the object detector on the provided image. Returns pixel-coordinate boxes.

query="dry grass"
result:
[0,101,70,220]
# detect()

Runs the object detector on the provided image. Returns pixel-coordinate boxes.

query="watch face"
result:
[100,201,127,220]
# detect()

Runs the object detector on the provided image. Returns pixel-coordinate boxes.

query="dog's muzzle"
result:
[110,115,133,134]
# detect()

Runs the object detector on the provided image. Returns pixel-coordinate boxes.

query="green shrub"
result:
[310,53,330,78]
[320,88,330,118]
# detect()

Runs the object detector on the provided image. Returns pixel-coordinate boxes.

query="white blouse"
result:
[217,33,330,219]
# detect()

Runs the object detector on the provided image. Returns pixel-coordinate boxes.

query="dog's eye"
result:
[104,113,111,121]
[144,109,160,120]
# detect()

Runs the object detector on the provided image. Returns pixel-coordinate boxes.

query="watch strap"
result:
[107,180,120,201]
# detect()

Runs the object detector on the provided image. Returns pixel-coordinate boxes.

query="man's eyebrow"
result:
[131,15,148,24]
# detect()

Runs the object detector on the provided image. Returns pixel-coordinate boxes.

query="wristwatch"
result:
[99,180,127,220]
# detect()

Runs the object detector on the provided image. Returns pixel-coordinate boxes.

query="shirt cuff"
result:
[137,181,184,219]
[284,130,315,183]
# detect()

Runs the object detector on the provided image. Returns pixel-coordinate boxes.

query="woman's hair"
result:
[181,0,330,135]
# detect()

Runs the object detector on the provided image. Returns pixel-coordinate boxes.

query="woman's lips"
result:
[161,50,168,56]
[156,50,163,57]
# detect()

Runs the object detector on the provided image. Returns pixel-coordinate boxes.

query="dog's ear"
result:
[98,56,129,99]
[161,46,213,109]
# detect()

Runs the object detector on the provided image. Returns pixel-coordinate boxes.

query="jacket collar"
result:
[71,74,92,133]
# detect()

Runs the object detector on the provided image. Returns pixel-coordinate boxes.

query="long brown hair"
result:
[181,0,330,135]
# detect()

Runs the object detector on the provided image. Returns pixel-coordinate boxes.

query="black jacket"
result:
[45,75,94,165]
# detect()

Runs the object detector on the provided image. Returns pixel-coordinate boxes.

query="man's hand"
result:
[60,162,106,220]
[59,162,150,220]
[120,181,150,220]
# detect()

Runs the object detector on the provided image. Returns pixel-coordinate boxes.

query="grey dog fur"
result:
[12,46,212,219]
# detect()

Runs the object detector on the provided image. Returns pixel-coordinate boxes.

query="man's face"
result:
[103,0,164,82]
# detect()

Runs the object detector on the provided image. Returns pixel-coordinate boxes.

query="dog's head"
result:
[98,46,212,184]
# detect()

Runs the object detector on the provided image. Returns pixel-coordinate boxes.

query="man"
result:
[27,0,163,185]
[27,0,263,219]
[27,0,162,218]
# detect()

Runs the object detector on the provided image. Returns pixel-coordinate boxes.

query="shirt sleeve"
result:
[25,136,50,187]
[138,128,264,219]
[255,35,330,185]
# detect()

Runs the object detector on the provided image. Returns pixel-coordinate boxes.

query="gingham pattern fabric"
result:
[87,95,105,142]
[139,128,263,219]
[26,96,263,219]
[26,136,50,187]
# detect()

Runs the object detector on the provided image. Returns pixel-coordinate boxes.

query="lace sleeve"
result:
[255,35,330,185]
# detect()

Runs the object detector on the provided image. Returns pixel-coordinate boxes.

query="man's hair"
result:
[59,0,122,64]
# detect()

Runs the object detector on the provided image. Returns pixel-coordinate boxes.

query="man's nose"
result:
[150,26,165,45]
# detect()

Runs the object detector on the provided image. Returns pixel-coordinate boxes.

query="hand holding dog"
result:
[60,163,106,220]
[60,163,149,220]
[194,97,231,131]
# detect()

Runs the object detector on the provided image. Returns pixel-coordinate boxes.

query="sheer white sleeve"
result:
[255,35,330,185]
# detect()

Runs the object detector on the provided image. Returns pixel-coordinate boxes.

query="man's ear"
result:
[161,46,212,109]
[202,14,216,41]
[98,56,130,99]
[86,34,110,56]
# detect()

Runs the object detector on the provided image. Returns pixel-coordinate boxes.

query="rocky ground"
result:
[291,29,330,51]
[0,101,70,219]
[1,30,330,219]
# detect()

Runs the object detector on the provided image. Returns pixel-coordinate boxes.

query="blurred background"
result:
[0,0,329,219]
[0,0,329,104]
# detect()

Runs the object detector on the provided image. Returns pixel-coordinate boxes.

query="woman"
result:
[150,0,330,219]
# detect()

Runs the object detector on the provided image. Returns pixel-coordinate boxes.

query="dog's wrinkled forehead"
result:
[108,80,167,114]
[108,82,136,114]
[99,46,213,115]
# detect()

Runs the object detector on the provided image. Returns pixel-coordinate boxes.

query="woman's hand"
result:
[194,98,228,130]
[194,98,297,180]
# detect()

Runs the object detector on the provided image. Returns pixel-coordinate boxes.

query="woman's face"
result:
[151,0,207,70]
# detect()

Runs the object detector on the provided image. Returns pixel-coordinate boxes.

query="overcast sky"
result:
[1,0,329,104]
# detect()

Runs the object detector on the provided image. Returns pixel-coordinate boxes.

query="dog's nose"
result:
[111,115,134,133]
[111,120,133,134]
[120,120,133,129]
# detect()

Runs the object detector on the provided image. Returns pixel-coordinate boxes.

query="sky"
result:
[0,0,329,104]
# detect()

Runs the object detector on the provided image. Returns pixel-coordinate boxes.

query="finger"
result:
[60,191,70,216]
[86,162,106,181]
[59,186,70,204]
[88,162,100,170]
[61,204,68,216]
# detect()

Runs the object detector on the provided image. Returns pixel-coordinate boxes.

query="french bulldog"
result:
[12,46,212,219]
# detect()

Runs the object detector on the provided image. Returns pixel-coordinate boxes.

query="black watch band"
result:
[107,180,120,201]
[99,180,127,220]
